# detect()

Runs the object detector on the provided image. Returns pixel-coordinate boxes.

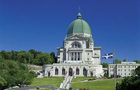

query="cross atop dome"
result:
[79,7,80,12]
[77,7,82,19]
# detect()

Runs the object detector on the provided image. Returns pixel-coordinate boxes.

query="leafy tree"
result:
[50,52,57,63]
[116,66,140,90]
[113,59,121,64]
[0,76,7,90]
[11,50,17,60]
[0,60,35,89]
[135,66,140,77]
[1,50,6,59]
[123,59,127,62]
[102,63,108,68]
[134,60,140,64]
[0,55,3,60]
[0,50,55,66]
[104,73,108,78]
[29,49,38,58]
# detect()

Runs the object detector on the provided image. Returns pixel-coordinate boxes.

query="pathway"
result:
[5,85,58,90]
[60,76,73,89]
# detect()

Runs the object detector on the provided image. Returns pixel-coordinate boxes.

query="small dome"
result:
[67,12,91,36]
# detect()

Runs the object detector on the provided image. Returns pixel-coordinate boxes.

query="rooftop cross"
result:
[79,7,80,13]
[77,7,82,19]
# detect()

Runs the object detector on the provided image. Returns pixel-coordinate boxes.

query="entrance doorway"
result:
[48,72,50,77]
[83,68,87,77]
[69,68,73,76]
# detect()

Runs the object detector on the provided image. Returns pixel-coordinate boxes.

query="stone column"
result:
[80,52,82,60]
[71,52,73,61]
[68,52,70,60]
[68,52,69,60]
[73,52,75,60]
[75,52,76,61]
[78,52,80,61]
[70,52,71,60]
[74,52,76,61]
[77,52,79,61]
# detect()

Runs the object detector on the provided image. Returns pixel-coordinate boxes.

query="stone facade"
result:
[108,62,140,77]
[43,12,103,77]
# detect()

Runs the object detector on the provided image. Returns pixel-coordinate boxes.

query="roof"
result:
[89,37,94,42]
[67,12,92,36]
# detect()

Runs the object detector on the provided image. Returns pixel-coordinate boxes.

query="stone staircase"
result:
[60,76,73,89]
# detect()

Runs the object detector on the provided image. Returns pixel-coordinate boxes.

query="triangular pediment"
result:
[66,35,86,40]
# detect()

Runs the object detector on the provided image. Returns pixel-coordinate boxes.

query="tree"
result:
[0,60,35,89]
[50,52,57,63]
[0,76,7,90]
[135,66,140,77]
[114,59,121,64]
[116,66,140,90]
[104,73,108,78]
[123,59,127,62]
[0,50,55,66]
[102,63,108,68]
[29,49,38,58]
[134,60,140,64]
[11,50,17,60]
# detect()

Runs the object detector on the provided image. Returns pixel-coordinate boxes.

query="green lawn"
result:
[30,77,64,88]
[72,77,96,83]
[30,89,50,90]
[71,77,123,90]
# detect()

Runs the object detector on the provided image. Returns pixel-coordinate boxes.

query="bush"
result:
[116,66,140,90]
[36,86,40,89]
[0,60,35,89]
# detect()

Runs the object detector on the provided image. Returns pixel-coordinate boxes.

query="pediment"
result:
[66,35,86,40]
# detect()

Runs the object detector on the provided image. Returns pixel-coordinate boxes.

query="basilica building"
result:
[43,12,103,77]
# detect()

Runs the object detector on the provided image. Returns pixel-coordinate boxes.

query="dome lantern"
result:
[77,12,82,19]
[66,12,92,36]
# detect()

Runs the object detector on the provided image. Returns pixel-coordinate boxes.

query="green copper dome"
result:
[67,12,91,36]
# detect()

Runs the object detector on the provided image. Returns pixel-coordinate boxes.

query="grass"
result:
[30,77,64,88]
[72,77,96,83]
[71,77,123,90]
[30,88,51,90]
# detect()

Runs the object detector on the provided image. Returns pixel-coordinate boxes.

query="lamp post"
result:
[113,51,116,90]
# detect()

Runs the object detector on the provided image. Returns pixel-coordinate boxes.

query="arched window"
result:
[76,68,79,75]
[71,42,81,48]
[83,67,87,77]
[55,68,58,75]
[62,68,65,75]
[69,68,73,76]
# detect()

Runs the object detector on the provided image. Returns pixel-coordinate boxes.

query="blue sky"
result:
[0,0,139,62]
